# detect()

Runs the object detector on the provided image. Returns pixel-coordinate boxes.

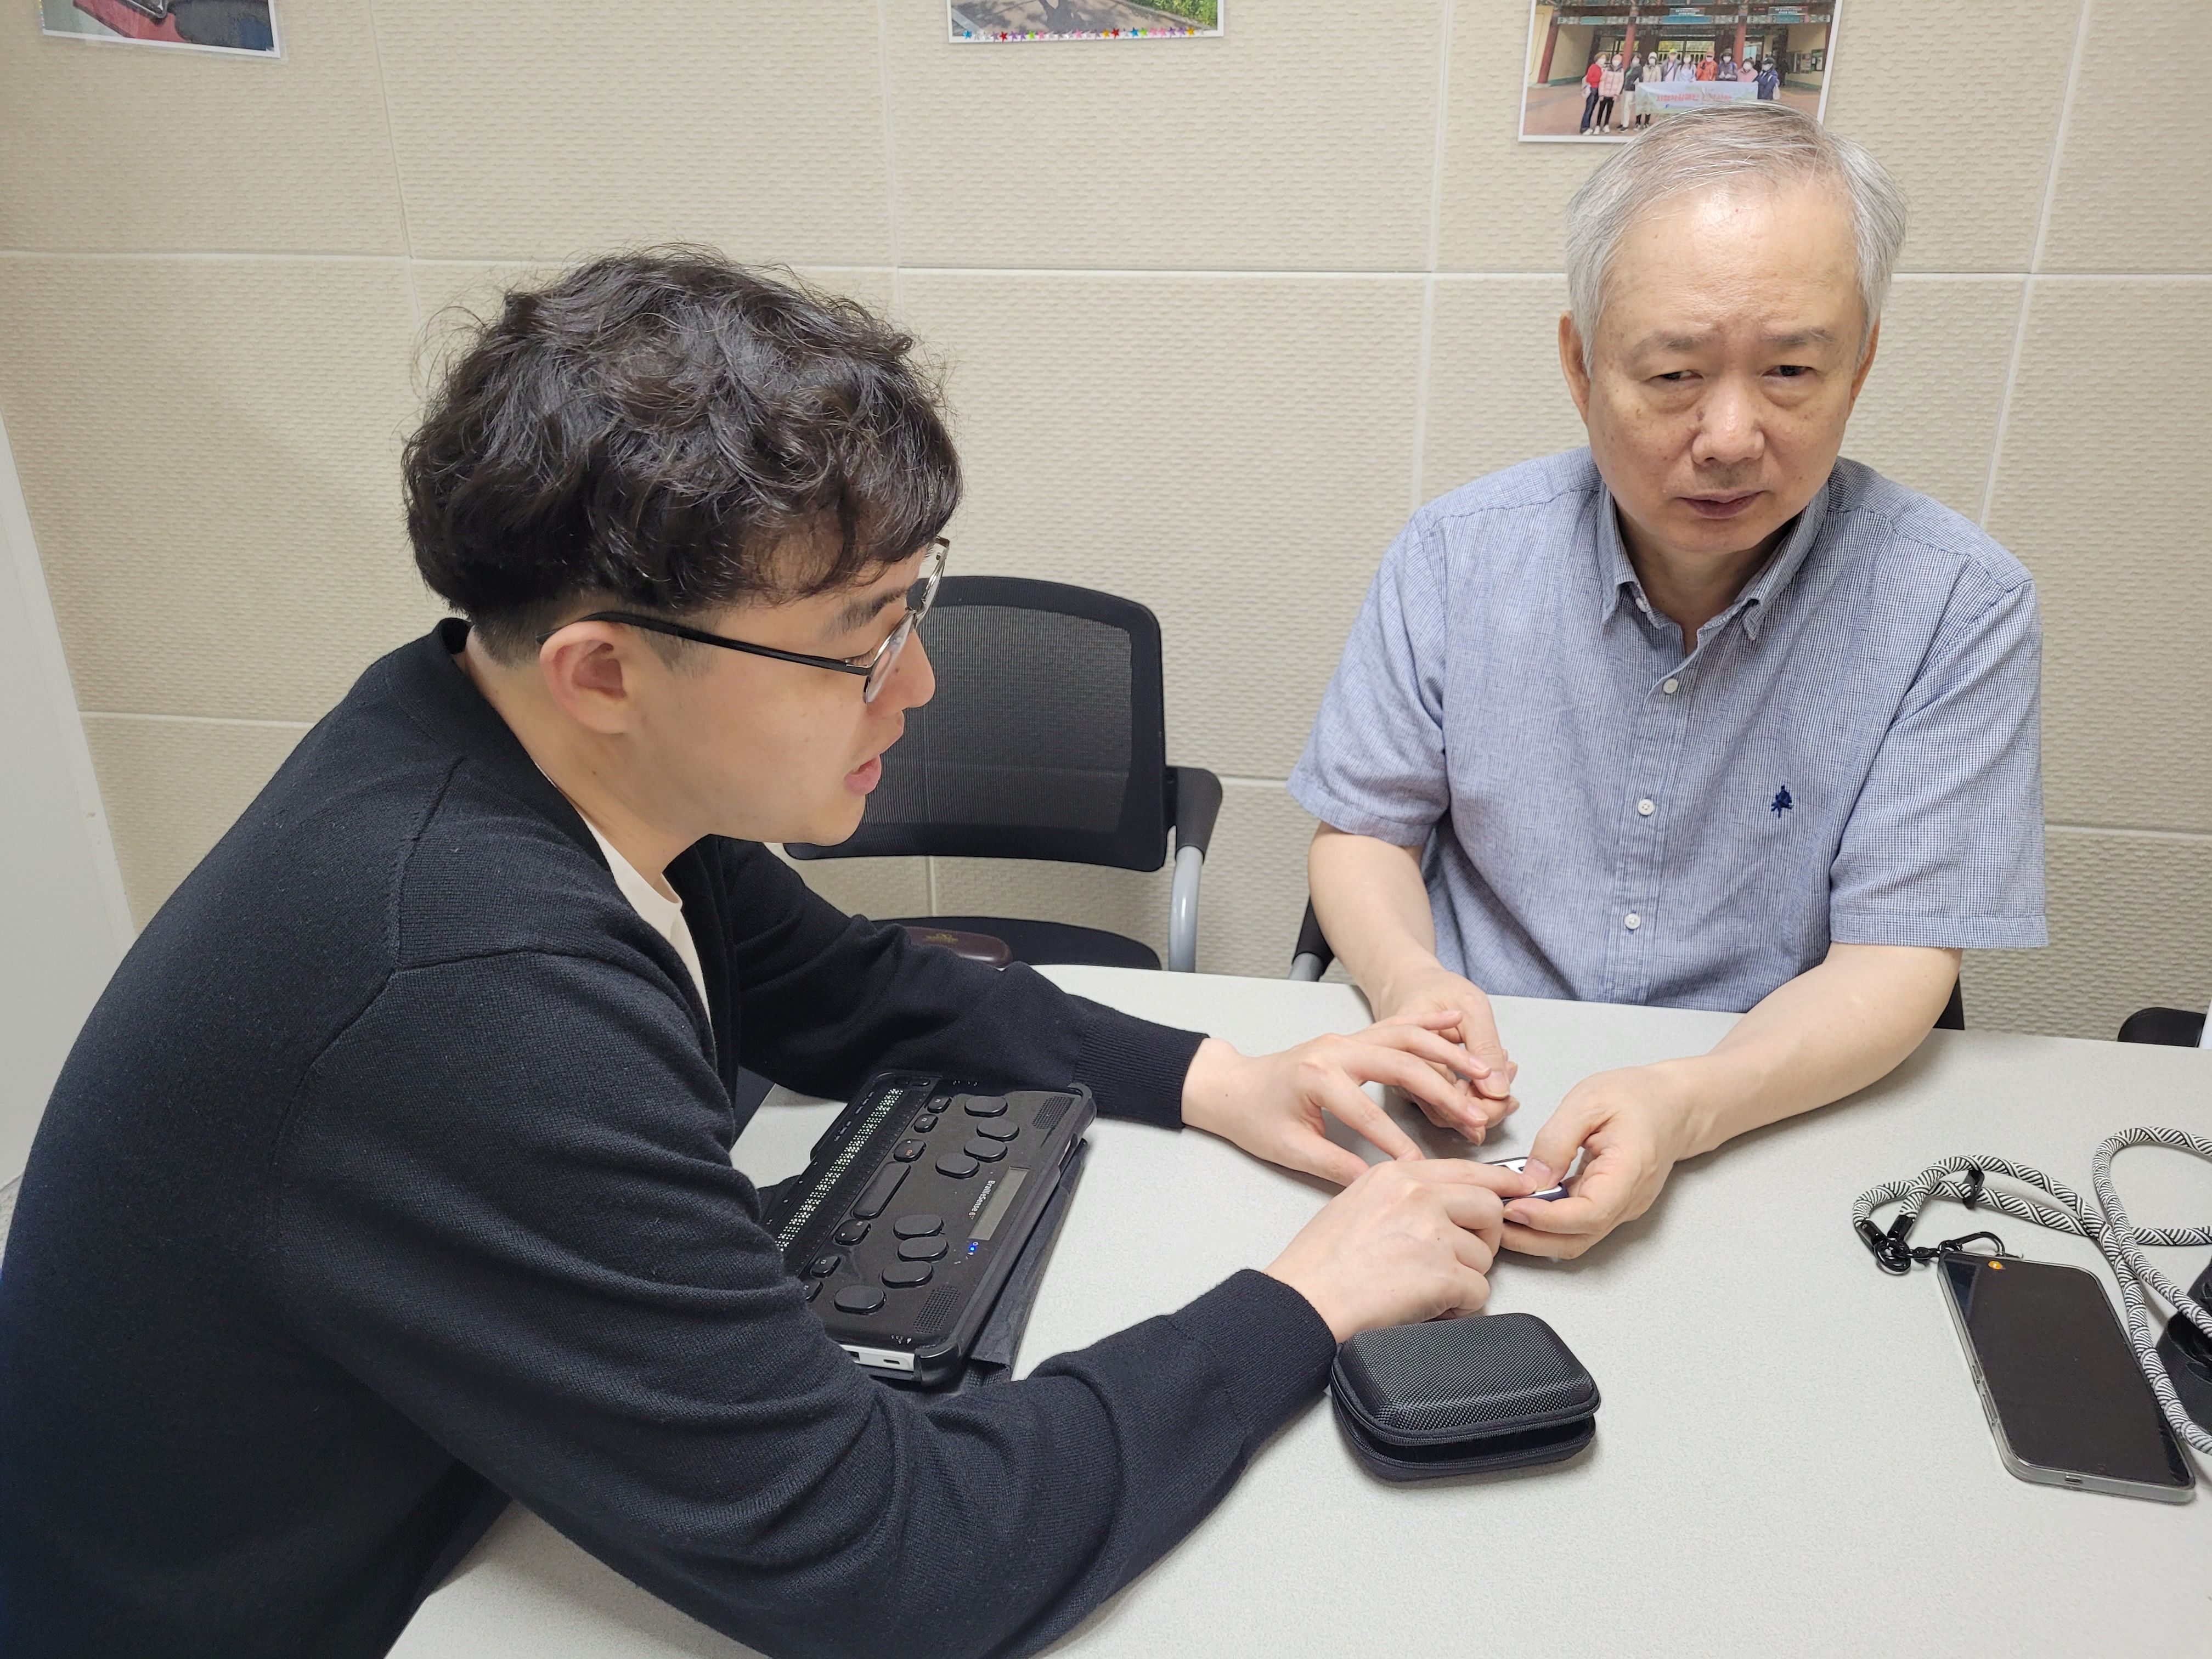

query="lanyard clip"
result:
[1857,1215,1916,1276]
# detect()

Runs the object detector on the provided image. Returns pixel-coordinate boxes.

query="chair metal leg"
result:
[1167,845,1204,972]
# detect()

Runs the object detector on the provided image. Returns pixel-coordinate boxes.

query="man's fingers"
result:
[1504,1157,1628,1234]
[1501,1221,1584,1260]
[1528,1103,1600,1180]
[1316,1076,1423,1163]
[1449,1223,1499,1276]
[1374,1006,1511,1080]
[1502,1192,1607,1234]
[1433,1180,1508,1237]
[1350,1047,1487,1136]
[1277,1126,1377,1188]
[1439,1264,1494,1317]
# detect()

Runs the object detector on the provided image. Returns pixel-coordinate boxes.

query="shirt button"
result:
[1662,678,1680,695]
[1624,912,1642,930]
[1637,798,1655,817]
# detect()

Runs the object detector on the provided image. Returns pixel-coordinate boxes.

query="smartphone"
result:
[1938,1249,2195,1503]
[1486,1155,1569,1204]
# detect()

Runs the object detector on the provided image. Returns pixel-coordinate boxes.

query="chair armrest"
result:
[1289,899,1333,982]
[1165,768,1221,973]
[1169,766,1222,857]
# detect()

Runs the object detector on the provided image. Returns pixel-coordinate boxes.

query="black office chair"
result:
[788,576,1222,973]
[2118,1001,2209,1047]
[1288,898,1969,1029]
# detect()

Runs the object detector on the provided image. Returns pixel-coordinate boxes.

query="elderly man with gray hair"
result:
[1293,104,2045,1259]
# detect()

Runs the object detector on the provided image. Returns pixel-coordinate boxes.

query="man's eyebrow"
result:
[1630,329,1714,355]
[1628,325,1839,356]
[825,585,905,640]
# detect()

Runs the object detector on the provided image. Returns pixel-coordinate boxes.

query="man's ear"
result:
[536,625,646,737]
[1559,312,1594,422]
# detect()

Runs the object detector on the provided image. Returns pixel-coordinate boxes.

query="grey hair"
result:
[1563,103,1908,366]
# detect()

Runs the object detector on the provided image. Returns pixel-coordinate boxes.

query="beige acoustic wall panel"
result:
[1188,781,1329,980]
[1434,0,1605,272]
[373,0,893,265]
[887,0,1447,272]
[0,2,403,255]
[1819,0,2081,272]
[1438,0,2081,274]
[80,714,307,927]
[1986,278,2212,834]
[1832,275,2023,519]
[1419,275,1587,500]
[2039,0,2212,273]
[898,270,1426,780]
[0,256,437,723]
[1963,828,2212,1040]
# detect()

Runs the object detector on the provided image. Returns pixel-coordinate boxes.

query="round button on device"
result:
[973,1120,1019,1142]
[893,1214,943,1238]
[912,1113,940,1133]
[935,1155,979,1179]
[883,1261,933,1289]
[960,1096,1008,1118]
[832,1221,869,1246]
[898,1237,947,1262]
[803,1279,822,1302]
[808,1254,841,1277]
[832,1285,886,1314]
[964,1137,1007,1163]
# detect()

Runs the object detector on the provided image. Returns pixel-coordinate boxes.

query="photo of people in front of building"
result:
[1523,2,1833,141]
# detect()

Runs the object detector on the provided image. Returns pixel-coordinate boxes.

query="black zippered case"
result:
[1329,1312,1600,1481]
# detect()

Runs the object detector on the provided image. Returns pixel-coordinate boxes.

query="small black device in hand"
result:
[1330,1312,1599,1481]
[765,1073,1094,1388]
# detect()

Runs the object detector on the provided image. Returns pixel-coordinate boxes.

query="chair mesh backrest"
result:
[788,577,1169,871]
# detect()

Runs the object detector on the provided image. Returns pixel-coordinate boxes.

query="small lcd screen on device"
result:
[969,1169,1028,1243]
[1940,1254,2193,1488]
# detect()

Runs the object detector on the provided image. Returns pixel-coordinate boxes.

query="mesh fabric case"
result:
[1330,1313,1600,1481]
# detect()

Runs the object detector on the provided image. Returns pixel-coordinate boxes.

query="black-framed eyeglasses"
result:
[550,538,947,705]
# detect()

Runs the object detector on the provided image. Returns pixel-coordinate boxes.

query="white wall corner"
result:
[0,403,134,1178]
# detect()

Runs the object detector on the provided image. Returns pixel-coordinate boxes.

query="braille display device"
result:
[764,1073,1096,1387]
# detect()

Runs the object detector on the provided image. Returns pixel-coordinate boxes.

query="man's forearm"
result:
[1657,943,1961,1158]
[1307,825,1442,1002]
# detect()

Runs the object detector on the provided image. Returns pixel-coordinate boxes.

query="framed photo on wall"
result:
[1519,3,1837,142]
[950,1,1221,43]
[40,0,279,55]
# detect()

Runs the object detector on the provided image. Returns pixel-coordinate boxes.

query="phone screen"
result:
[1940,1252,2194,1491]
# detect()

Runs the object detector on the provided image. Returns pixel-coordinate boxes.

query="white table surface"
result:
[394,967,2212,1659]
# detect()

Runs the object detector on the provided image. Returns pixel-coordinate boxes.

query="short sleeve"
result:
[1830,574,2047,949]
[1289,516,1451,846]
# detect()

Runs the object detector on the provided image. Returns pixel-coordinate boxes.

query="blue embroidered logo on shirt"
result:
[1770,785,1793,817]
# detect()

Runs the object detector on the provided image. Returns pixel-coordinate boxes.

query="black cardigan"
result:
[0,622,1335,1659]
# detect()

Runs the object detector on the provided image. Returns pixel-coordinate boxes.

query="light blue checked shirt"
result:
[1290,450,2046,1014]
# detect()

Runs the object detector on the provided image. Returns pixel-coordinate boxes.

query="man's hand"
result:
[1500,945,1960,1259]
[1500,1062,1701,1259]
[1368,964,1520,1137]
[1266,1159,1532,1341]
[1307,826,1519,1139]
[1181,1016,1493,1186]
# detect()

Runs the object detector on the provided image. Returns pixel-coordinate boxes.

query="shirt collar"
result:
[1595,472,1832,642]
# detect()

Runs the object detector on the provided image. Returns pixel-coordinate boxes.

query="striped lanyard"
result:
[1852,1127,2212,1458]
